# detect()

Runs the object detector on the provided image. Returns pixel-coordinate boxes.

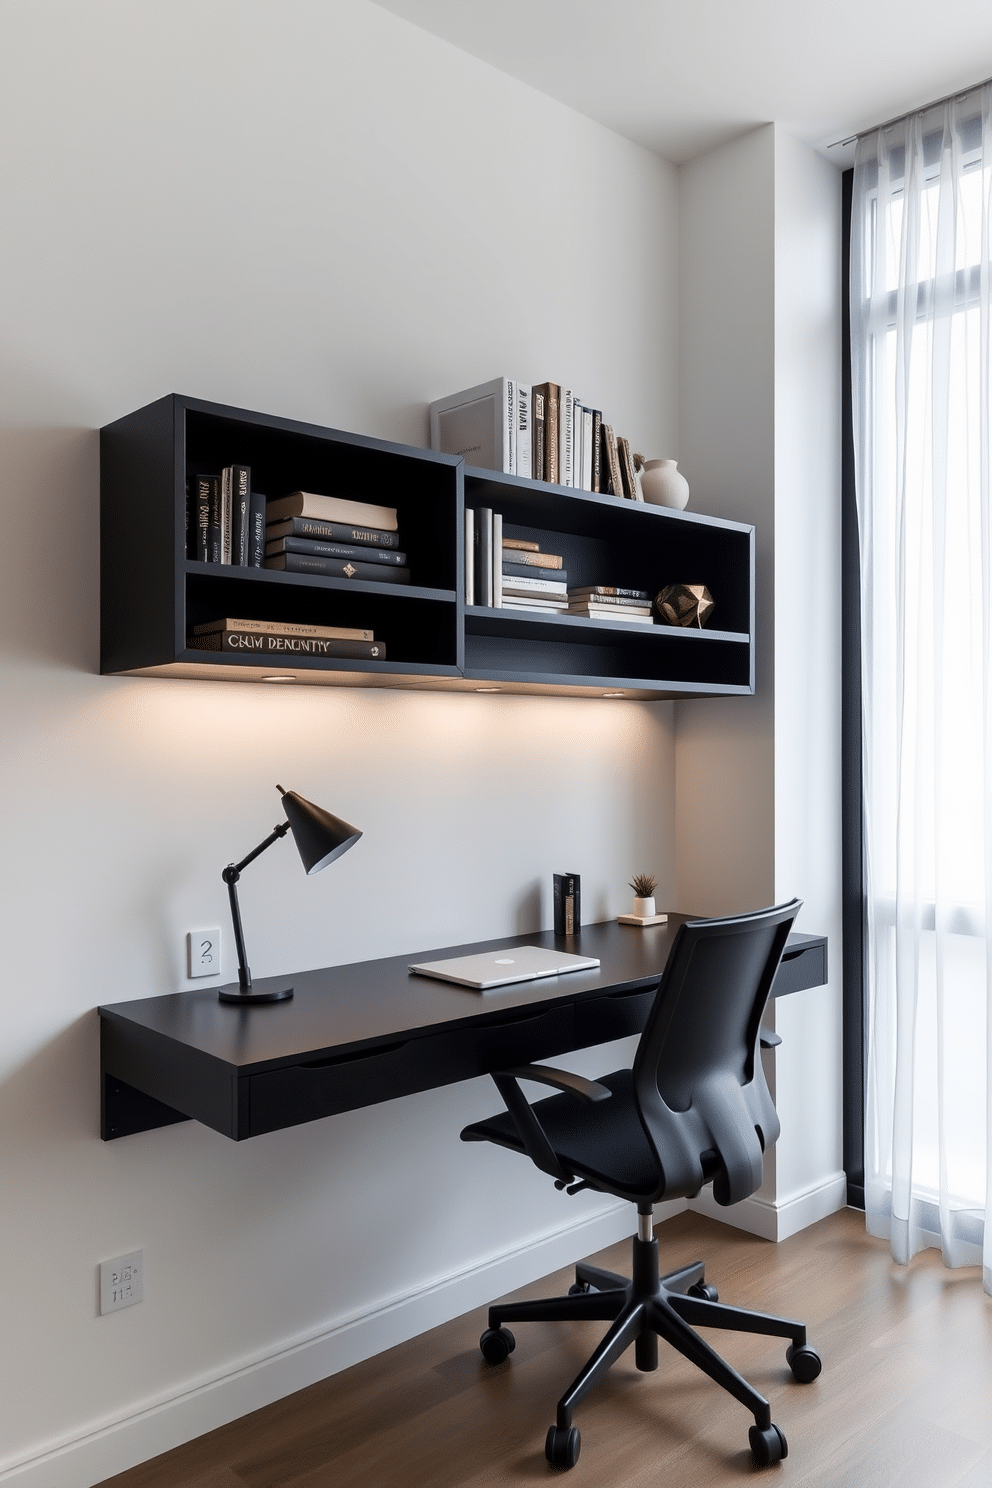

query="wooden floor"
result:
[99,1208,992,1488]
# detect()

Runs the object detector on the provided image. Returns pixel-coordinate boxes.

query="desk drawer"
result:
[247,1002,573,1136]
[574,984,657,1047]
[771,942,827,997]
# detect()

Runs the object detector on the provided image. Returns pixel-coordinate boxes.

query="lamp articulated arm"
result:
[222,821,292,993]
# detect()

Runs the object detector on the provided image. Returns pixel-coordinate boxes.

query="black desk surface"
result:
[99,918,827,1142]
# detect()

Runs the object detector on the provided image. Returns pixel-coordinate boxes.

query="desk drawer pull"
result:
[301,1041,408,1069]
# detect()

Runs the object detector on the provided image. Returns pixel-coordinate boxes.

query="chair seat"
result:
[462,1069,666,1198]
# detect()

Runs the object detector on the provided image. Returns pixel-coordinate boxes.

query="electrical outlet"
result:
[99,1250,143,1314]
[187,927,221,978]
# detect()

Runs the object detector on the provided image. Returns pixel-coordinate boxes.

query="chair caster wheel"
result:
[568,1281,591,1295]
[787,1342,822,1383]
[545,1424,581,1468]
[479,1327,515,1364]
[688,1281,719,1302]
[749,1423,787,1467]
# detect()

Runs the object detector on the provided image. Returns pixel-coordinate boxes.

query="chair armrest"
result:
[759,1030,782,1049]
[501,1065,612,1102]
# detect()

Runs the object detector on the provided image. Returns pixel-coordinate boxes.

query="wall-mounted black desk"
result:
[99,918,827,1142]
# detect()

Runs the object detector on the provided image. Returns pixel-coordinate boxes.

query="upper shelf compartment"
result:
[461,466,755,699]
[100,394,462,685]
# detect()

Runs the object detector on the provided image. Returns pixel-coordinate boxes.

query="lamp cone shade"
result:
[279,788,362,875]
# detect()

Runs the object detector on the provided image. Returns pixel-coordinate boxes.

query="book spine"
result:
[492,512,502,608]
[546,384,560,484]
[569,586,650,601]
[573,400,582,488]
[503,562,568,583]
[227,464,250,565]
[515,384,531,480]
[590,410,602,493]
[192,617,374,640]
[553,873,581,936]
[208,475,223,563]
[248,487,266,567]
[501,546,562,567]
[532,390,545,482]
[582,408,593,492]
[188,631,386,660]
[560,390,574,487]
[265,516,401,549]
[192,475,212,563]
[505,380,516,475]
[502,576,568,595]
[603,424,623,500]
[221,467,234,563]
[266,493,399,530]
[617,437,639,501]
[264,554,411,583]
[477,508,493,607]
[464,506,474,605]
[266,536,407,564]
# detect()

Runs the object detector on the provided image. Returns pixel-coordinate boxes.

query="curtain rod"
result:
[827,75,992,150]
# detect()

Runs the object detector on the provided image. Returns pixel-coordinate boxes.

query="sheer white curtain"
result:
[851,84,992,1291]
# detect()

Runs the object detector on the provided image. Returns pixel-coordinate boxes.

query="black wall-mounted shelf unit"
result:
[100,395,755,701]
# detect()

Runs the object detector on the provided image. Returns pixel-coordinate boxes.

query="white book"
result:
[502,576,568,596]
[502,598,569,612]
[581,407,594,491]
[505,379,516,475]
[464,507,474,605]
[492,512,502,609]
[430,378,515,474]
[560,389,574,487]
[515,382,532,479]
[573,403,583,491]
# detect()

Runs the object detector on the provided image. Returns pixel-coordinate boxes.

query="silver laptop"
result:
[409,944,600,990]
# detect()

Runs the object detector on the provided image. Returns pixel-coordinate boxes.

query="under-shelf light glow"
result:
[262,675,297,683]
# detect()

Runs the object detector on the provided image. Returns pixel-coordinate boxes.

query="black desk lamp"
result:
[219,785,361,1005]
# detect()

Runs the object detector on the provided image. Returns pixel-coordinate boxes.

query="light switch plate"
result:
[99,1250,143,1314]
[187,927,221,978]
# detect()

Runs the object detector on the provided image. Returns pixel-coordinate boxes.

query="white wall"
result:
[0,3,680,1481]
[676,126,845,1238]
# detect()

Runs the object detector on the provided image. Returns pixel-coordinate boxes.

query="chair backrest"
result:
[631,900,801,1208]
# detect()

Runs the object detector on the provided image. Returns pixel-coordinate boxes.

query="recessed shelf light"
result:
[262,675,297,683]
[475,686,501,693]
[602,691,626,698]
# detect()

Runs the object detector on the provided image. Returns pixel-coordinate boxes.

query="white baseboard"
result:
[1,1201,666,1488]
[688,1171,848,1241]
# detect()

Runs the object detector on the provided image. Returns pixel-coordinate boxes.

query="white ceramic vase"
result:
[633,896,656,918]
[640,459,689,510]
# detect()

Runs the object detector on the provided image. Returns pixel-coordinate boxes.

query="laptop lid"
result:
[408,944,600,990]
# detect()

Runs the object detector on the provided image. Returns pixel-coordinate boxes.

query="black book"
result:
[502,561,568,584]
[553,873,581,937]
[204,474,223,563]
[188,474,214,563]
[223,464,251,566]
[264,552,411,584]
[264,515,401,549]
[187,629,386,660]
[266,535,408,565]
[248,488,266,567]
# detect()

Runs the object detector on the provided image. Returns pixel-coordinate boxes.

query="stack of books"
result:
[186,465,267,567]
[466,509,568,613]
[186,617,387,661]
[567,587,655,624]
[263,492,410,583]
[430,377,643,499]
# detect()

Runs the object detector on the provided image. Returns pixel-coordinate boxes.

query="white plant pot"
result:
[633,896,656,918]
[639,459,689,510]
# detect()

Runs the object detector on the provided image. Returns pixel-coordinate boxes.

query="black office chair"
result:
[461,900,821,1470]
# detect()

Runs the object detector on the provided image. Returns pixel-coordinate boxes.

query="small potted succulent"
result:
[629,872,658,919]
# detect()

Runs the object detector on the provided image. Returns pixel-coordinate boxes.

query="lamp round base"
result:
[218,985,294,1004]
